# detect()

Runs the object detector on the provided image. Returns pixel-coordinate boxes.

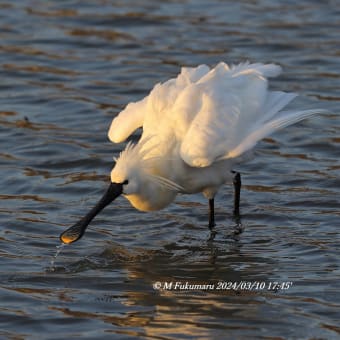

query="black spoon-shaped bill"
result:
[59,182,123,244]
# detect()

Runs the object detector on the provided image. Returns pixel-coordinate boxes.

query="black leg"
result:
[208,198,215,230]
[233,172,241,217]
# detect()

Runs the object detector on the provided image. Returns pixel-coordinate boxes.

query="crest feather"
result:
[112,138,184,192]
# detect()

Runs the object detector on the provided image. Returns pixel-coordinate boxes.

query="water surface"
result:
[0,1,339,339]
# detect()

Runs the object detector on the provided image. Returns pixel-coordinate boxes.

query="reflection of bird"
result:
[60,62,326,244]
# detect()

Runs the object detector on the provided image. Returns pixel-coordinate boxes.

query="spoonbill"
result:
[60,62,326,244]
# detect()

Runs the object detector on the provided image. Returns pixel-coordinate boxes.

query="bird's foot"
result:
[230,215,244,239]
[207,229,217,242]
[233,220,244,236]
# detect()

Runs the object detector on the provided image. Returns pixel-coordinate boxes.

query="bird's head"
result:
[110,142,144,196]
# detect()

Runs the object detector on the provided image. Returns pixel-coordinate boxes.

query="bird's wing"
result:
[179,62,315,167]
[108,97,147,143]
[108,62,323,165]
[108,65,210,143]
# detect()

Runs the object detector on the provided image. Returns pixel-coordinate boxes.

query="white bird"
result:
[60,61,326,244]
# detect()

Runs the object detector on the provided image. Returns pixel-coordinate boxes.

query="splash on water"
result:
[49,243,66,271]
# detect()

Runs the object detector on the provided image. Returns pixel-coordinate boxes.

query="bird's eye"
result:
[123,180,129,185]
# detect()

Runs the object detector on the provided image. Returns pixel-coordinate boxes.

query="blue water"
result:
[0,1,339,339]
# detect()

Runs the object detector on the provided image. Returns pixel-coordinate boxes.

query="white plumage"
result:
[108,62,322,211]
[60,61,326,244]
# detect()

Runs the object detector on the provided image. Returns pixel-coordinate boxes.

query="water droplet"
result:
[49,243,66,271]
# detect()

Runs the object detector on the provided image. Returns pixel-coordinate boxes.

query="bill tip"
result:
[60,230,82,244]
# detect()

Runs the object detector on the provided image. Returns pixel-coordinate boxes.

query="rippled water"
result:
[1,1,339,339]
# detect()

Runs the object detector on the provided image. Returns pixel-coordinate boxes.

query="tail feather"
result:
[260,91,298,125]
[222,109,328,159]
[230,62,282,78]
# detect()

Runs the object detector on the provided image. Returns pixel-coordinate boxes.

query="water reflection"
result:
[44,237,276,337]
